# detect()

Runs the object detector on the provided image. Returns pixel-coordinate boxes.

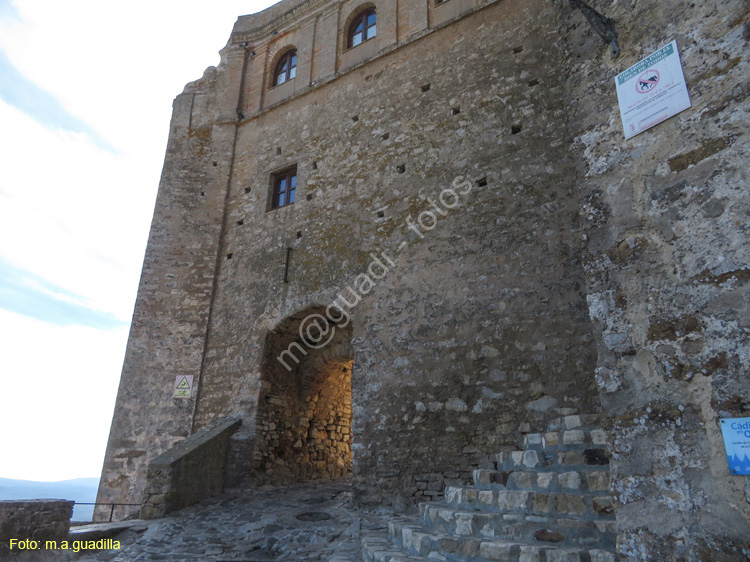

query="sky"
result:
[0,0,276,482]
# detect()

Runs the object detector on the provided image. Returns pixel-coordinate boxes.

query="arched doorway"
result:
[253,307,354,484]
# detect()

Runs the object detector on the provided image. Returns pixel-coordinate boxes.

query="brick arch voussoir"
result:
[267,41,298,87]
[298,341,354,396]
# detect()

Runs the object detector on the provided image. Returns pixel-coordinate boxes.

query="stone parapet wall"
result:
[0,500,73,556]
[140,417,241,519]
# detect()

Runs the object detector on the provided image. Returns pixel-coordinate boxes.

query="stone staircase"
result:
[361,414,619,562]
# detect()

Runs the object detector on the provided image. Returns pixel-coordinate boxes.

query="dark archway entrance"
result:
[254,307,353,484]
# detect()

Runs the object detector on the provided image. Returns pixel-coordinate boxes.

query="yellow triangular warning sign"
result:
[176,377,190,389]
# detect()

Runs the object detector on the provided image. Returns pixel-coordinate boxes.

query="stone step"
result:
[493,449,610,472]
[362,531,434,562]
[68,519,149,541]
[545,415,604,433]
[473,468,610,493]
[418,502,616,549]
[444,486,615,519]
[521,428,609,451]
[389,521,618,561]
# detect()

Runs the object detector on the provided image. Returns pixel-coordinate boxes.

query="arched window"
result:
[273,49,297,86]
[348,9,376,48]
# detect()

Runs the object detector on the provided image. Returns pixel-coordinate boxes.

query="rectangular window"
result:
[271,166,297,210]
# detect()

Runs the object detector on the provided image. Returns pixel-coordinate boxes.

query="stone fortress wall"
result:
[97,0,750,558]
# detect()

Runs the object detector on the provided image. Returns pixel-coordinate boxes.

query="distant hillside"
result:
[0,477,100,522]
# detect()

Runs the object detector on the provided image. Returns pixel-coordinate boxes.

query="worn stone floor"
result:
[18,478,391,562]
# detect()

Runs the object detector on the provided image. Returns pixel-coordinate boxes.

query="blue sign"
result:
[719,418,750,475]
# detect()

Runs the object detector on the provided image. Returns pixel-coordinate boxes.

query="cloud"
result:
[0,48,112,149]
[0,0,279,482]
[0,309,126,481]
[0,257,127,329]
[0,100,150,321]
[0,0,19,21]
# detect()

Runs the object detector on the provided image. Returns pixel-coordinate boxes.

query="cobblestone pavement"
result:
[25,478,392,562]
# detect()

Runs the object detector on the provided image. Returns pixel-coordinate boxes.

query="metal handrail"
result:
[73,502,142,522]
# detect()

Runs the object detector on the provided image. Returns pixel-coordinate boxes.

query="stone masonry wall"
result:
[299,358,353,478]
[253,358,353,483]
[251,308,355,484]
[95,57,242,519]
[98,0,750,557]
[140,417,241,519]
[0,500,73,556]
[192,0,599,508]
[562,0,750,559]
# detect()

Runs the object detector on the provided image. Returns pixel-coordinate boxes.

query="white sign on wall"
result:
[174,375,193,398]
[615,40,691,139]
[719,418,750,475]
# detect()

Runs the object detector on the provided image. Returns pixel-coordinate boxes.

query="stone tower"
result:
[97,0,750,558]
